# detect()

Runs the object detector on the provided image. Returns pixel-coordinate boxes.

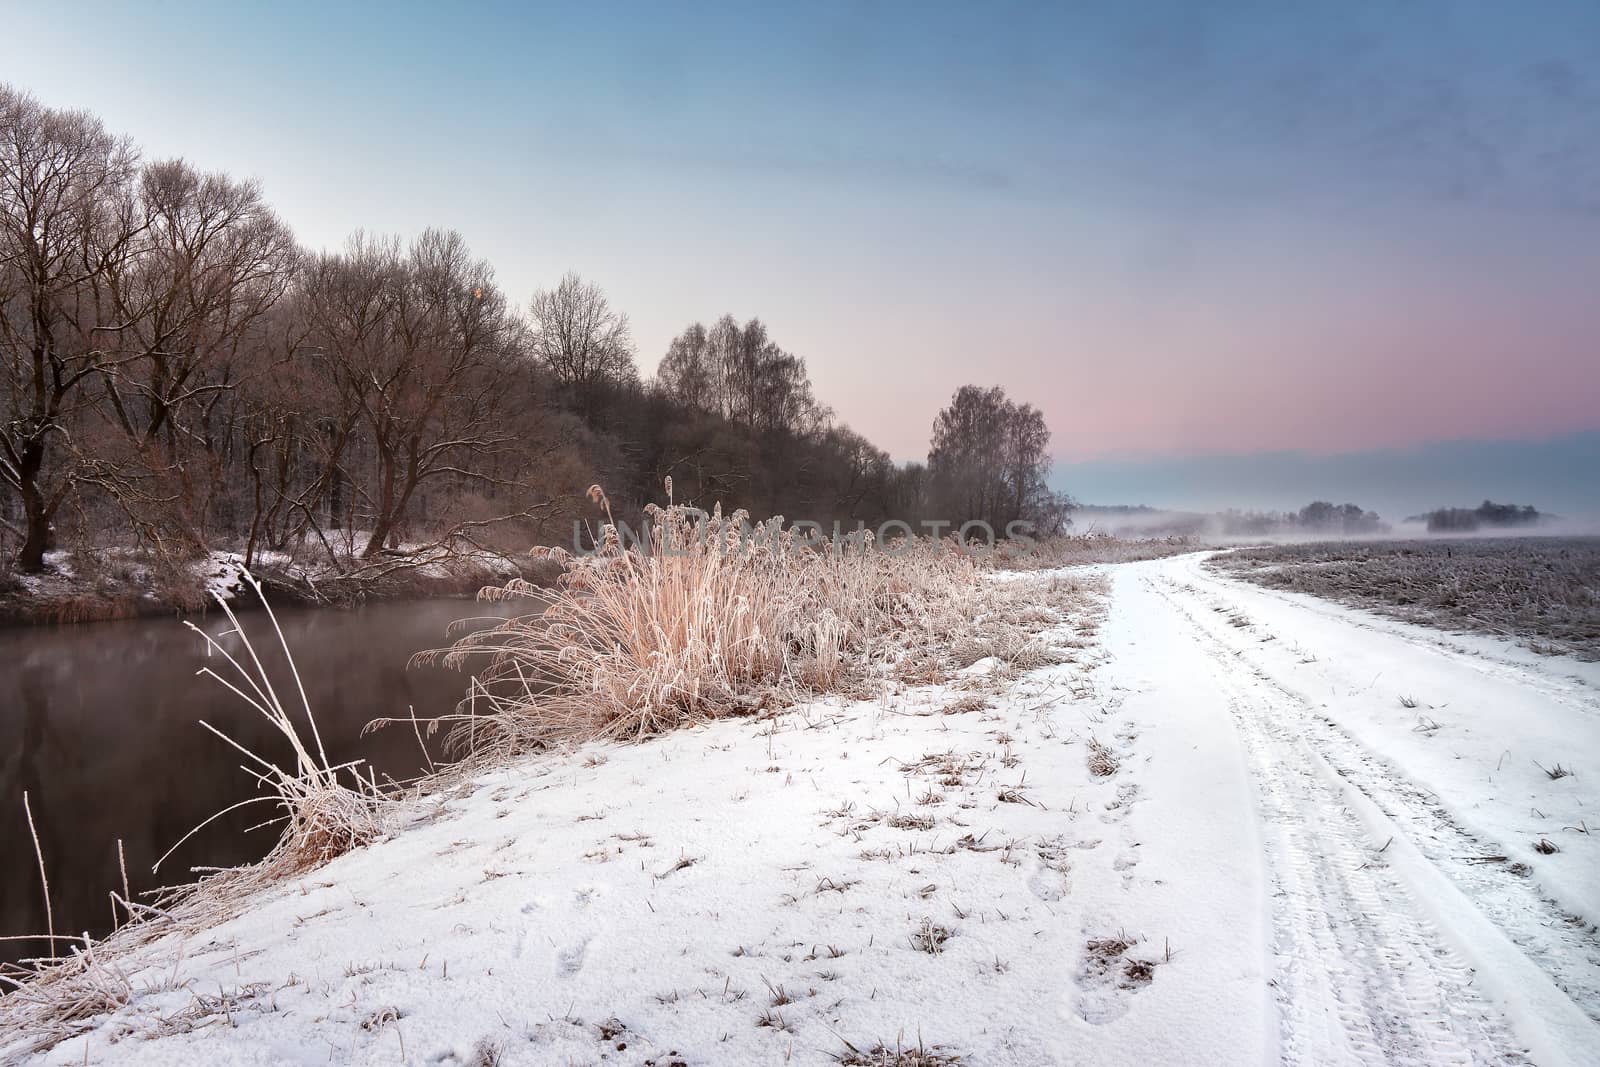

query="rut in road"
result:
[1166,562,1600,1020]
[1148,574,1531,1066]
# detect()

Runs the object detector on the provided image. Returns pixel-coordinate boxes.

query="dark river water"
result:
[0,597,512,966]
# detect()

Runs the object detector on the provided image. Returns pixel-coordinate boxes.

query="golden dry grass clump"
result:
[419,486,982,752]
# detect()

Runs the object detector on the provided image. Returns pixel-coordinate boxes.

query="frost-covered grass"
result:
[411,489,987,755]
[991,533,1196,571]
[1210,537,1600,660]
[173,577,390,878]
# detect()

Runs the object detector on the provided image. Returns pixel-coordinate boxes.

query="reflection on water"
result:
[0,598,510,965]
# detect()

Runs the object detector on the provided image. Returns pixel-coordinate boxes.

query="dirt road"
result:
[1103,554,1600,1065]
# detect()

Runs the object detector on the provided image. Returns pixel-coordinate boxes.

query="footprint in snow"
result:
[1098,783,1142,824]
[1073,935,1156,1025]
[1027,864,1069,901]
[557,936,590,977]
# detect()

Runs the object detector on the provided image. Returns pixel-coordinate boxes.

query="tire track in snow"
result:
[1165,566,1600,1024]
[1146,574,1531,1066]
[1193,554,1598,716]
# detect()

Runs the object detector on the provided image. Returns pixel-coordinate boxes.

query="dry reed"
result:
[413,485,982,753]
[171,573,388,877]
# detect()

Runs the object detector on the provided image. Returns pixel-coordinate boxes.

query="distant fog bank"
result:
[1053,432,1600,528]
[1073,502,1599,542]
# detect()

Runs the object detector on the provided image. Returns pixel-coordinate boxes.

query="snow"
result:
[199,552,249,602]
[1129,554,1600,1064]
[9,553,1600,1065]
[1177,552,1600,927]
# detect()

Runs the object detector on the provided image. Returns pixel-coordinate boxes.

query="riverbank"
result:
[0,532,1198,628]
[2,562,1121,1064]
[0,546,546,627]
[0,532,1193,965]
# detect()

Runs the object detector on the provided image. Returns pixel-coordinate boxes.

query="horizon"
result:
[3,1,1598,516]
[1058,430,1600,521]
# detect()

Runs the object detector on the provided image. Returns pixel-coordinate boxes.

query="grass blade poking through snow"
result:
[169,571,386,878]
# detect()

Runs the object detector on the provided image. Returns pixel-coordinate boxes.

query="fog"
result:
[1072,505,1600,544]
[1054,431,1600,534]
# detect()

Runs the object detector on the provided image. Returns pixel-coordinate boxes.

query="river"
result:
[0,596,515,967]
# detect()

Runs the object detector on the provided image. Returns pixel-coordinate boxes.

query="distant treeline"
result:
[1077,502,1387,539]
[1412,501,1545,533]
[1082,498,1556,539]
[0,84,1063,578]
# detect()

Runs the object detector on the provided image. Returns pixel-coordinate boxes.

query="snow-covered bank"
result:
[5,564,1269,1066]
[0,570,993,1060]
[0,546,532,627]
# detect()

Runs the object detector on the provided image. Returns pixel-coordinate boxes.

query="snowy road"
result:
[1107,555,1600,1066]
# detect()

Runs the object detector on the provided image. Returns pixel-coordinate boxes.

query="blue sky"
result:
[4,1,1598,516]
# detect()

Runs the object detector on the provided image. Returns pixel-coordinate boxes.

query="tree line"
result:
[1073,502,1388,539]
[1420,500,1543,533]
[1,84,1062,580]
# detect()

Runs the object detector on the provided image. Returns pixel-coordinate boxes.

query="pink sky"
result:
[628,191,1600,464]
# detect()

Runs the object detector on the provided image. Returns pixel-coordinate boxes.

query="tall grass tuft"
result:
[416,485,979,752]
[169,572,388,877]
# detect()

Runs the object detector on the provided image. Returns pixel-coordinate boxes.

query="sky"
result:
[3,0,1598,517]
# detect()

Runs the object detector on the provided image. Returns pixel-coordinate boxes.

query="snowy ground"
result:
[8,554,1600,1065]
[1120,554,1600,1066]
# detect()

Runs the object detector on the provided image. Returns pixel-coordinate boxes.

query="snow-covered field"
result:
[7,554,1599,1065]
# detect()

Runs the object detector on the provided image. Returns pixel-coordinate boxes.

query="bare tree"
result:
[928,384,1058,533]
[0,84,140,570]
[659,315,828,435]
[656,320,712,407]
[236,301,324,567]
[94,159,296,549]
[306,230,520,558]
[527,272,634,414]
[1002,400,1051,526]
